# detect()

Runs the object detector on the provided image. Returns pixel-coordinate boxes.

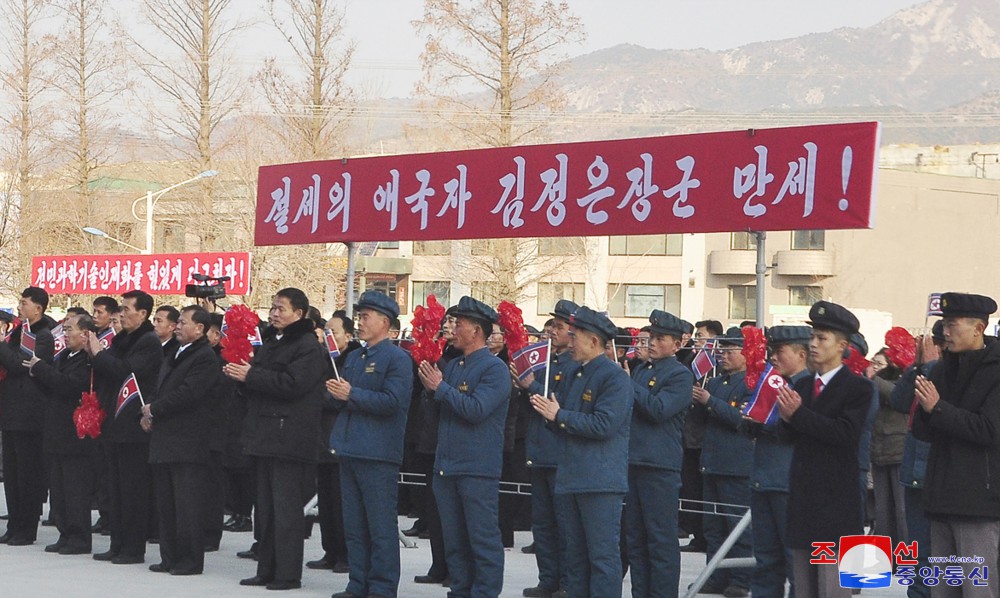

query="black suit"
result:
[92,320,163,559]
[148,336,221,574]
[32,349,95,551]
[0,319,55,542]
[782,366,873,548]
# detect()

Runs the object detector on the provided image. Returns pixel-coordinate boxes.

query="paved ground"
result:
[0,484,907,597]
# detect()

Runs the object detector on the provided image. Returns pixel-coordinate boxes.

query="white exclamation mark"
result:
[838,146,853,211]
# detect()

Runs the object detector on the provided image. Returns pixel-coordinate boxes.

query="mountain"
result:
[551,0,1000,144]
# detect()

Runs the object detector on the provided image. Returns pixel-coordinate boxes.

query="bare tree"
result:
[414,0,584,148]
[0,0,55,293]
[259,0,355,161]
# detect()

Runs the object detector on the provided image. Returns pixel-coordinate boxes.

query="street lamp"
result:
[129,169,220,254]
[81,226,147,253]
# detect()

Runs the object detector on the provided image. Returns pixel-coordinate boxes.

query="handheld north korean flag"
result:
[741,363,785,425]
[691,338,717,381]
[20,327,36,357]
[52,323,66,355]
[323,328,341,379]
[115,373,144,419]
[511,340,550,381]
[98,327,116,349]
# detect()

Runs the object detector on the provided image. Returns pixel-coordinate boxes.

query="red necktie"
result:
[814,377,824,397]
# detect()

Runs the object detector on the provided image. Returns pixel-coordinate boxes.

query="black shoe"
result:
[332,561,350,573]
[170,568,201,576]
[58,545,90,555]
[521,542,536,554]
[680,541,707,553]
[723,586,749,598]
[45,542,65,553]
[42,518,56,527]
[330,591,361,598]
[204,544,219,552]
[240,575,271,587]
[689,581,727,595]
[237,546,258,560]
[112,554,144,565]
[552,591,568,598]
[0,532,12,544]
[224,515,253,532]
[91,517,107,534]
[265,579,301,590]
[7,536,35,546]
[523,586,556,598]
[93,550,117,561]
[401,523,425,537]
[306,558,334,570]
[414,574,445,584]
[0,514,8,520]
[149,563,170,573]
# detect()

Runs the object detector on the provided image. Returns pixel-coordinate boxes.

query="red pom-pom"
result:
[741,327,768,389]
[498,301,529,354]
[73,390,105,439]
[885,327,916,370]
[221,304,261,364]
[410,295,447,364]
[844,345,871,376]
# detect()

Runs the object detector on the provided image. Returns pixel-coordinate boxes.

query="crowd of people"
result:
[0,284,997,598]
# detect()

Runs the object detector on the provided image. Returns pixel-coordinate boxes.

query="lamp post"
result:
[129,170,220,254]
[81,226,147,253]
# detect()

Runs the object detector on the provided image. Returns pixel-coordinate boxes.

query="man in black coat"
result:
[141,305,222,575]
[87,289,164,564]
[0,286,55,546]
[777,301,873,598]
[224,288,328,591]
[913,292,1000,593]
[26,312,96,554]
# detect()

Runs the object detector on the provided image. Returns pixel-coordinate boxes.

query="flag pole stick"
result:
[542,338,552,399]
[331,355,340,380]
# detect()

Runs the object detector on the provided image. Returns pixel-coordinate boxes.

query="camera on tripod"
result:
[185,272,230,301]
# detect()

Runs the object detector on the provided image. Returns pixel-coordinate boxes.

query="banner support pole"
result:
[754,231,767,327]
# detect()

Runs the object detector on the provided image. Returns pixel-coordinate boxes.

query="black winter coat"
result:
[913,338,1000,519]
[92,320,164,443]
[782,366,872,549]
[240,318,327,463]
[0,318,55,431]
[149,337,222,464]
[32,349,95,455]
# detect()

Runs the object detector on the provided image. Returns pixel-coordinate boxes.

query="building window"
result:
[789,285,823,306]
[538,237,584,256]
[791,230,825,250]
[471,281,502,306]
[609,234,682,256]
[729,285,757,321]
[413,240,451,256]
[730,232,758,251]
[412,281,450,309]
[607,284,680,318]
[537,282,586,315]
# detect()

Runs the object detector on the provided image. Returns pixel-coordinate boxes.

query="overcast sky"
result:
[327,0,926,97]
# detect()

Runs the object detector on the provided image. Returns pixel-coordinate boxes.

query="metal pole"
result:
[754,231,766,326]
[345,242,356,317]
[144,190,154,255]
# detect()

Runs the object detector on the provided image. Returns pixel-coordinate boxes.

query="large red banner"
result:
[255,122,880,245]
[32,252,252,295]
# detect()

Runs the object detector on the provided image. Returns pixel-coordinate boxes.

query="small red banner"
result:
[31,252,252,296]
[255,122,880,245]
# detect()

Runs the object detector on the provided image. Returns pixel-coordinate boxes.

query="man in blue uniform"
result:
[417,296,511,598]
[531,306,633,598]
[691,327,753,597]
[625,310,693,598]
[329,291,413,598]
[748,326,812,598]
[514,299,578,598]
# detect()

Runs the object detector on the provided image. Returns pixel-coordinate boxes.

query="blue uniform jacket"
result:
[526,350,577,468]
[748,368,811,492]
[553,356,633,494]
[434,346,511,478]
[890,361,936,488]
[628,356,692,471]
[330,338,413,465]
[701,370,753,477]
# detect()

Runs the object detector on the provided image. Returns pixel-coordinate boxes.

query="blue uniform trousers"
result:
[750,490,793,598]
[433,474,504,598]
[557,492,625,598]
[904,487,930,598]
[626,467,681,598]
[703,474,753,589]
[340,457,401,597]
[530,466,565,592]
